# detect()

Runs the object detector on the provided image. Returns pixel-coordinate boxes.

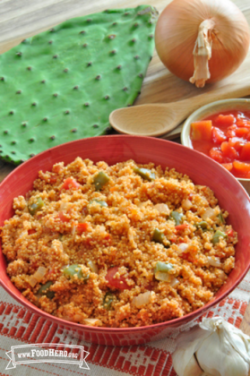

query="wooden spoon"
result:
[109,81,250,137]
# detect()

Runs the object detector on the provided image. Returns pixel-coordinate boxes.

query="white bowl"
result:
[181,98,250,195]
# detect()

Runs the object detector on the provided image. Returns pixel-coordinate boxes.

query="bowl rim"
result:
[1,134,250,333]
[181,98,250,182]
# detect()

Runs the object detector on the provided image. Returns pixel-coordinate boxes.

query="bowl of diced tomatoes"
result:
[181,98,250,194]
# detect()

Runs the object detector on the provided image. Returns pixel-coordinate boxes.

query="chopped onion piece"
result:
[154,203,170,215]
[155,271,172,282]
[132,291,154,308]
[87,260,98,274]
[170,278,180,288]
[207,256,222,267]
[29,266,47,287]
[182,199,192,210]
[84,318,100,326]
[71,224,76,236]
[178,243,189,253]
[201,207,216,221]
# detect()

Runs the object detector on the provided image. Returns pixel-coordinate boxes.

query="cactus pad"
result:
[0,5,156,164]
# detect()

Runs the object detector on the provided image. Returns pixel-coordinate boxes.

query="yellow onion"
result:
[155,0,250,87]
[29,266,47,287]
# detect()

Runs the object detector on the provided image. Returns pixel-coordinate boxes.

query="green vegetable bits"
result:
[0,6,156,164]
[93,171,110,191]
[63,264,89,281]
[28,197,44,215]
[37,281,55,299]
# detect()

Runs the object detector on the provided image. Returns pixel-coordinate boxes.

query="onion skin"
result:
[155,0,250,87]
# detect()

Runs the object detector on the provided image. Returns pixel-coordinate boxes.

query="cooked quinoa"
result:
[1,158,237,327]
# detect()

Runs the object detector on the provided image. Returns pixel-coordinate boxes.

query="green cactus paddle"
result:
[0,5,157,164]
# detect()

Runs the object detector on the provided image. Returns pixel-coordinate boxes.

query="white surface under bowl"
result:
[181,98,250,194]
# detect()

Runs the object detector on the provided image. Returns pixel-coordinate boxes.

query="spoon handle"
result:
[178,80,250,121]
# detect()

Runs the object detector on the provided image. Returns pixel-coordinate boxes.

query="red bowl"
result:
[1,135,250,346]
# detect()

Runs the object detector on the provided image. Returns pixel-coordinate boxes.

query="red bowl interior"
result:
[1,135,250,345]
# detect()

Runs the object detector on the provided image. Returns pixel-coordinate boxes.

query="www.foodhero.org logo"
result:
[6,343,89,370]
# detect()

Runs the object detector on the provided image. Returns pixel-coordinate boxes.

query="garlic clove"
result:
[196,332,249,376]
[172,317,250,376]
[172,325,211,376]
[172,349,203,376]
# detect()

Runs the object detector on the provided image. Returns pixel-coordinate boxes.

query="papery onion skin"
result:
[155,0,250,87]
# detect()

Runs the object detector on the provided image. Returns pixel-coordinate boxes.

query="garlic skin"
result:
[172,317,250,376]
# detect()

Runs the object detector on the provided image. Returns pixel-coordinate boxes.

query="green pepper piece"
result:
[154,261,173,273]
[37,281,55,299]
[63,264,89,281]
[29,197,44,215]
[152,228,165,243]
[103,292,115,310]
[93,171,110,191]
[196,221,208,230]
[170,211,183,225]
[212,230,227,244]
[217,212,225,224]
[134,167,155,181]
[89,199,108,207]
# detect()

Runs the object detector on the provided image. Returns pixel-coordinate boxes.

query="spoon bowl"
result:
[109,81,250,137]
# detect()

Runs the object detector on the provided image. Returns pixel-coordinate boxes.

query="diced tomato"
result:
[215,114,235,126]
[49,174,58,184]
[58,211,70,222]
[235,127,250,138]
[228,137,244,152]
[226,229,234,238]
[211,127,226,144]
[190,120,212,141]
[233,161,250,178]
[60,177,81,190]
[221,142,239,161]
[28,229,36,235]
[76,223,89,234]
[169,235,177,243]
[209,147,224,163]
[236,119,250,128]
[240,142,250,161]
[175,224,189,232]
[221,163,233,172]
[225,125,237,139]
[105,266,132,290]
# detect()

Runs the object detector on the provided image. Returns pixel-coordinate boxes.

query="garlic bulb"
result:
[172,316,250,376]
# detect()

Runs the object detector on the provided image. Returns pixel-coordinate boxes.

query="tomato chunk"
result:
[191,121,212,141]
[228,137,244,152]
[61,177,81,190]
[211,127,226,144]
[105,266,132,290]
[77,223,89,234]
[233,161,250,178]
[240,142,250,161]
[221,163,233,172]
[58,211,70,222]
[235,127,250,138]
[215,114,235,126]
[175,224,189,232]
[236,119,250,128]
[209,147,224,163]
[225,125,237,139]
[221,142,239,161]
